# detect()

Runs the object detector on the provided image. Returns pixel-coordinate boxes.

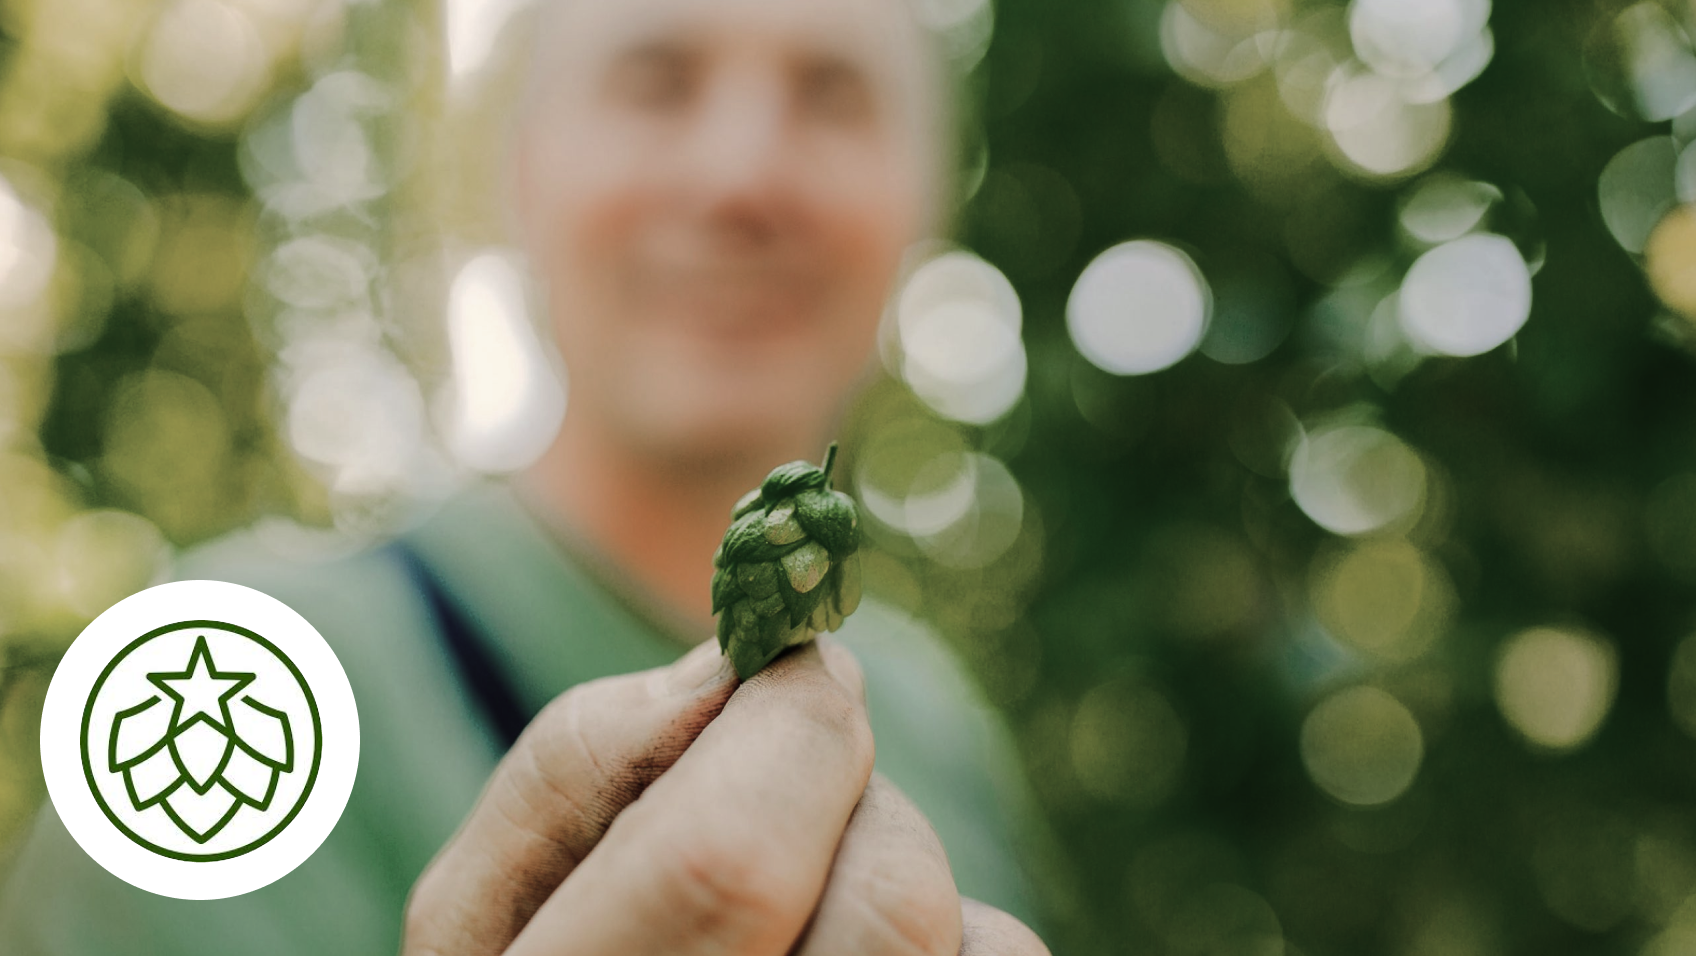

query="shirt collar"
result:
[400,479,692,716]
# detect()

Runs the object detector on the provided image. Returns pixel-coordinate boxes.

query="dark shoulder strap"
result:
[388,541,531,750]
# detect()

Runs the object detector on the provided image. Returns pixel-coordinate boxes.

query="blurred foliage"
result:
[3,0,1696,955]
[0,0,407,860]
[919,0,1696,954]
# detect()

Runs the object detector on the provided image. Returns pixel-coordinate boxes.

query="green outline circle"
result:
[80,620,323,862]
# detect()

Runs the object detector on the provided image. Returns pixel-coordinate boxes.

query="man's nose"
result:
[685,67,794,218]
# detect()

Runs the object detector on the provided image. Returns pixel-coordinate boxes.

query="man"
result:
[0,0,1052,951]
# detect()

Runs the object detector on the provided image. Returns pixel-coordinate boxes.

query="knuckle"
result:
[652,833,809,939]
[818,638,867,699]
[960,899,1052,956]
[502,683,624,844]
[399,878,457,956]
[790,673,874,769]
[846,861,962,956]
[526,681,612,787]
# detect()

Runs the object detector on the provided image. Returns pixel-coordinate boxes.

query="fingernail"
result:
[664,640,731,696]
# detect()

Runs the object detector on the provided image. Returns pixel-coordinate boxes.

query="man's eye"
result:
[796,61,872,125]
[607,49,695,112]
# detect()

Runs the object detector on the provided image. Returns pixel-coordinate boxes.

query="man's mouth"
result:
[635,261,824,333]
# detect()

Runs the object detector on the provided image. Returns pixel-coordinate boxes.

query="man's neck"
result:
[520,415,821,635]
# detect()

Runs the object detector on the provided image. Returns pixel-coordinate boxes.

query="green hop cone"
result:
[712,443,863,679]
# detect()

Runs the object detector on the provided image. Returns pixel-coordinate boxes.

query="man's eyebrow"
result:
[605,35,697,66]
[795,48,867,74]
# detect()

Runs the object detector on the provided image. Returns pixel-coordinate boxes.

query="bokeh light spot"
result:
[1398,233,1531,356]
[911,452,1026,569]
[1222,77,1324,198]
[853,422,1025,568]
[1289,424,1426,536]
[138,0,273,126]
[911,0,996,70]
[894,250,1027,425]
[1323,65,1452,179]
[0,176,57,316]
[1160,0,1270,89]
[446,0,529,81]
[1494,627,1617,751]
[285,342,425,497]
[101,369,233,542]
[1167,883,1285,956]
[1273,12,1349,125]
[265,235,374,311]
[1647,204,1696,320]
[1301,685,1424,806]
[1071,678,1187,808]
[1667,632,1696,740]
[1312,539,1455,662]
[1349,0,1489,81]
[1585,2,1696,122]
[443,252,566,473]
[290,72,389,207]
[53,510,168,621]
[1067,241,1211,376]
[1679,140,1696,203]
[1399,174,1501,244]
[1600,136,1681,255]
[149,195,252,316]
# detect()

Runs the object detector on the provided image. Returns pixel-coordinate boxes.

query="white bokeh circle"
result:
[40,580,360,900]
[1067,241,1211,376]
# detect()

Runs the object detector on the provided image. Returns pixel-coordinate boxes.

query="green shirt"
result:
[0,482,1046,954]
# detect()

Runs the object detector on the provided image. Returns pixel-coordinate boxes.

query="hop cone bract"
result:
[712,443,863,679]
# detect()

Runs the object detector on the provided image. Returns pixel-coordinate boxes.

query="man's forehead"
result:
[535,0,921,65]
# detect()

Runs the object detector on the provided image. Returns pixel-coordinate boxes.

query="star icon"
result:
[147,635,255,732]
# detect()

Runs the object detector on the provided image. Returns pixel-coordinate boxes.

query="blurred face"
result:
[515,0,940,462]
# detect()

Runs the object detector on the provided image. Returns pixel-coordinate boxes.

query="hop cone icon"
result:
[712,443,863,679]
[108,636,294,844]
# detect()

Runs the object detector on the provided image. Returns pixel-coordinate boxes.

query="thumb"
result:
[403,638,738,956]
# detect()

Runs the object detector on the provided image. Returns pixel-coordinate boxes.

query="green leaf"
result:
[716,608,734,652]
[722,511,775,564]
[710,567,741,614]
[794,489,859,557]
[778,566,828,628]
[780,541,831,594]
[750,590,785,619]
[736,561,780,599]
[758,607,791,647]
[730,488,764,519]
[760,460,828,501]
[763,502,806,545]
[733,598,762,630]
[730,637,777,681]
[833,552,863,617]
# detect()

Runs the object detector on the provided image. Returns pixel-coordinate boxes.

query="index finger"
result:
[505,637,875,956]
[403,637,739,956]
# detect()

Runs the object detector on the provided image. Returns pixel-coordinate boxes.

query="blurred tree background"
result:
[3,0,1696,954]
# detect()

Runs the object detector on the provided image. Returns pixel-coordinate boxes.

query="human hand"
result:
[401,636,1049,956]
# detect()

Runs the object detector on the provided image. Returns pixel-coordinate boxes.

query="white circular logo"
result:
[40,580,359,900]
